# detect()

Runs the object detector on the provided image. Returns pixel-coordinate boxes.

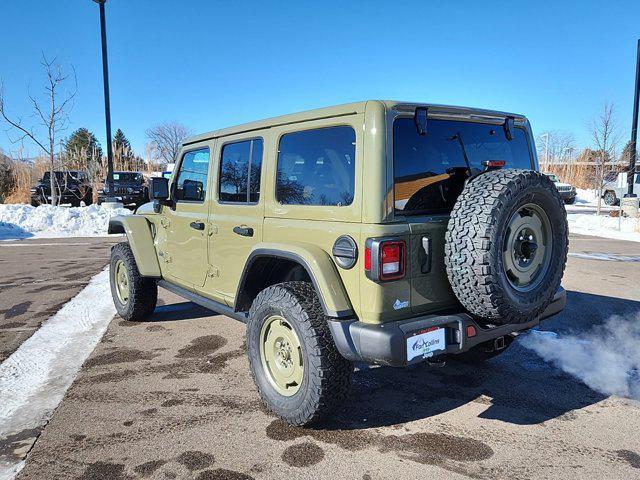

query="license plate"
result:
[406,327,446,361]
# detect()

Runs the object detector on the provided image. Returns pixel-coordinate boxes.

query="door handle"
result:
[233,226,254,237]
[190,221,205,231]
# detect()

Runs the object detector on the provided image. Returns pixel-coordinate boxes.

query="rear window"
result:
[276,126,355,206]
[394,118,532,214]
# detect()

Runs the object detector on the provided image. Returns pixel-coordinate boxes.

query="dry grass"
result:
[541,162,624,189]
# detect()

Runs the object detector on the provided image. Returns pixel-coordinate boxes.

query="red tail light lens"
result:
[364,247,372,271]
[380,241,405,280]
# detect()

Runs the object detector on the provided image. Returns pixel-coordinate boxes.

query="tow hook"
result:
[494,336,506,351]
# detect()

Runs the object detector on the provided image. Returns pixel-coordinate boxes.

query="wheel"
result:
[564,196,576,205]
[445,169,568,324]
[448,334,515,363]
[71,198,81,207]
[109,242,157,321]
[84,189,93,206]
[30,199,40,207]
[603,190,617,206]
[247,282,352,426]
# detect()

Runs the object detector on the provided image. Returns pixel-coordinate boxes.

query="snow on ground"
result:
[565,188,640,242]
[0,269,115,479]
[0,204,130,240]
[567,212,640,242]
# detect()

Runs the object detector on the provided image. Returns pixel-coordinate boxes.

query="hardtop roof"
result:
[182,100,526,146]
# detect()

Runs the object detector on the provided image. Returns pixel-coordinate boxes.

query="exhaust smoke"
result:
[520,313,640,400]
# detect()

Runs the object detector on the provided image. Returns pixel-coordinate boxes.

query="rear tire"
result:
[109,242,157,321]
[247,282,352,426]
[445,169,568,324]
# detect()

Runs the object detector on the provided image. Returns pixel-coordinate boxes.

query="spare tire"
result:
[444,169,568,324]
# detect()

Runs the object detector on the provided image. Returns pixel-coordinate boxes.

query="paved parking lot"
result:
[4,233,640,479]
[0,237,120,362]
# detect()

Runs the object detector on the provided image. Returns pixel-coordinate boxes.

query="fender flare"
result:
[235,242,354,318]
[108,215,161,278]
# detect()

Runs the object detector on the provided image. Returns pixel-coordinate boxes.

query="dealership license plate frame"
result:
[406,327,446,361]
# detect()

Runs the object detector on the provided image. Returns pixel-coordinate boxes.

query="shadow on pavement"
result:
[0,222,34,240]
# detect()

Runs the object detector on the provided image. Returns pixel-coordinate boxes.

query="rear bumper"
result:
[327,287,566,367]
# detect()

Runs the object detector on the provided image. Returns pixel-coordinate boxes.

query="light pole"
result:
[626,39,639,198]
[93,0,116,204]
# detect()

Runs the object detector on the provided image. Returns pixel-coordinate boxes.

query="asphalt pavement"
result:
[5,233,640,479]
[0,237,121,362]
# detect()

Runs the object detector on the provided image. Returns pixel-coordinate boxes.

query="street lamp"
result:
[93,0,116,204]
[626,39,639,198]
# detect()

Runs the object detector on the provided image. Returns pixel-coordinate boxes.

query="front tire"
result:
[247,282,352,426]
[603,190,617,206]
[109,242,157,321]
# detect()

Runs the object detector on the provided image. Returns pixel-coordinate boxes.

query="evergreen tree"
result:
[64,128,103,168]
[113,128,134,169]
[621,140,638,163]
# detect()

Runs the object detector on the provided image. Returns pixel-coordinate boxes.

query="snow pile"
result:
[521,314,640,400]
[567,212,640,242]
[575,188,599,205]
[0,204,130,240]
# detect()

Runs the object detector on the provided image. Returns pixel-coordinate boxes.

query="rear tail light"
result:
[364,239,406,281]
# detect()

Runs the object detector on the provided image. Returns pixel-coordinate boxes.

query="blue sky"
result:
[1,0,639,158]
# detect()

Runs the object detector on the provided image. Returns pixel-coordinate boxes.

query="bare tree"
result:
[536,130,577,166]
[590,102,622,214]
[145,122,191,166]
[0,55,76,205]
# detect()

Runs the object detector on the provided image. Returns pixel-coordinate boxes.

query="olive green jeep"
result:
[108,101,568,426]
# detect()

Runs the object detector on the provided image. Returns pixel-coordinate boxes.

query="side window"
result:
[276,126,355,206]
[219,138,263,203]
[175,148,210,202]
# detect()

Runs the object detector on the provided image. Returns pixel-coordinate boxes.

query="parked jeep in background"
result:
[30,170,93,207]
[97,171,148,207]
[602,171,639,206]
[108,101,568,426]
[546,173,576,204]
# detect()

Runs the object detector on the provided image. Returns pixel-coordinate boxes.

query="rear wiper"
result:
[448,132,475,175]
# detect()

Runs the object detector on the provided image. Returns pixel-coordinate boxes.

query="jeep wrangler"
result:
[108,101,568,426]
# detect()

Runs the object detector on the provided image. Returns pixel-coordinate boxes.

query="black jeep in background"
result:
[97,171,148,207]
[30,170,93,207]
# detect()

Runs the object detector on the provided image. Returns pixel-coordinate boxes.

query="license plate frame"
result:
[406,327,446,361]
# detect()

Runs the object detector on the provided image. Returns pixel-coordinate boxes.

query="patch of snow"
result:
[567,212,640,243]
[575,188,599,205]
[0,204,130,240]
[521,314,640,400]
[0,268,115,478]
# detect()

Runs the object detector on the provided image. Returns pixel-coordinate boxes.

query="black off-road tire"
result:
[109,242,157,321]
[445,169,568,324]
[247,282,352,426]
[603,190,617,206]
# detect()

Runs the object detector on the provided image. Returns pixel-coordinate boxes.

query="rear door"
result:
[207,135,265,304]
[163,146,211,288]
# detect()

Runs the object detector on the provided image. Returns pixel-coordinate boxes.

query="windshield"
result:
[111,172,142,183]
[393,118,533,214]
[42,172,81,183]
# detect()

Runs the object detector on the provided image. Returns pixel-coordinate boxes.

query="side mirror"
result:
[414,107,428,136]
[183,179,203,201]
[149,177,169,200]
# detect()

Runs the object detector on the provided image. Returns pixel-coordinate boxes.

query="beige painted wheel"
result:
[502,203,552,292]
[259,315,303,396]
[114,259,130,304]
